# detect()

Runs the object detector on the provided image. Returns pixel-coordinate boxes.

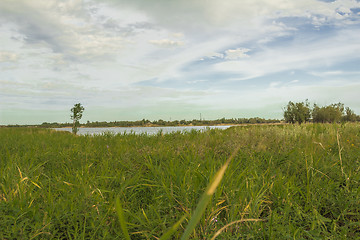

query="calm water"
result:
[53,125,233,136]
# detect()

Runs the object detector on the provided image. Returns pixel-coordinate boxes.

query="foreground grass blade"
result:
[180,147,239,240]
[210,219,265,240]
[159,214,187,240]
[115,197,131,240]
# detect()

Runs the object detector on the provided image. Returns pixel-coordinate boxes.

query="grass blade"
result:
[210,219,265,240]
[115,197,131,240]
[159,214,187,240]
[180,147,239,240]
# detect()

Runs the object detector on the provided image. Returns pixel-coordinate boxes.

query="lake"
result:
[53,125,233,135]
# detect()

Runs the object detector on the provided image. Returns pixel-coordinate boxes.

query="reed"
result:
[0,123,359,239]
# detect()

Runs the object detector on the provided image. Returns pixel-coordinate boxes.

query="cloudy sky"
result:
[1,0,360,125]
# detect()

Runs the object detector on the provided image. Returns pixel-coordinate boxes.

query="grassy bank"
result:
[0,124,359,239]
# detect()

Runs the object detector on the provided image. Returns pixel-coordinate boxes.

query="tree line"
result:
[39,117,280,129]
[8,101,357,130]
[284,100,358,124]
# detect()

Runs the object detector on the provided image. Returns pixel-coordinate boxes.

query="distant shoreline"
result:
[2,118,283,128]
[51,122,286,129]
[1,122,286,128]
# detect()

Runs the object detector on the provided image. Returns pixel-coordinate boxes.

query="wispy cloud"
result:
[213,28,360,80]
[309,70,360,77]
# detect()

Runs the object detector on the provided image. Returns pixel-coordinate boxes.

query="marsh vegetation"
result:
[0,124,359,239]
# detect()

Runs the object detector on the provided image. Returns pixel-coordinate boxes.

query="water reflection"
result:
[53,125,233,136]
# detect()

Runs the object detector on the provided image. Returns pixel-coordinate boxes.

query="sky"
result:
[1,0,360,125]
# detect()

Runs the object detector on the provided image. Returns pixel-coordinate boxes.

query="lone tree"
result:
[70,103,84,135]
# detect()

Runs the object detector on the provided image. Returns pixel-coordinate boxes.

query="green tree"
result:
[70,103,85,135]
[343,107,357,122]
[283,100,311,124]
[312,103,344,123]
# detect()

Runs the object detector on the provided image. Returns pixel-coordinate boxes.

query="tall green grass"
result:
[0,123,359,239]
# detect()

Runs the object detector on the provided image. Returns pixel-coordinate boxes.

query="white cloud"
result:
[1,0,360,124]
[0,0,130,63]
[205,52,224,59]
[106,0,360,31]
[269,81,281,88]
[148,39,184,48]
[0,51,18,62]
[202,48,250,61]
[224,48,250,60]
[172,32,184,38]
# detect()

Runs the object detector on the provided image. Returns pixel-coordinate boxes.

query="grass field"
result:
[0,124,359,239]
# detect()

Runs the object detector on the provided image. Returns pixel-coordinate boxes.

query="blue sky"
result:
[1,0,360,124]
